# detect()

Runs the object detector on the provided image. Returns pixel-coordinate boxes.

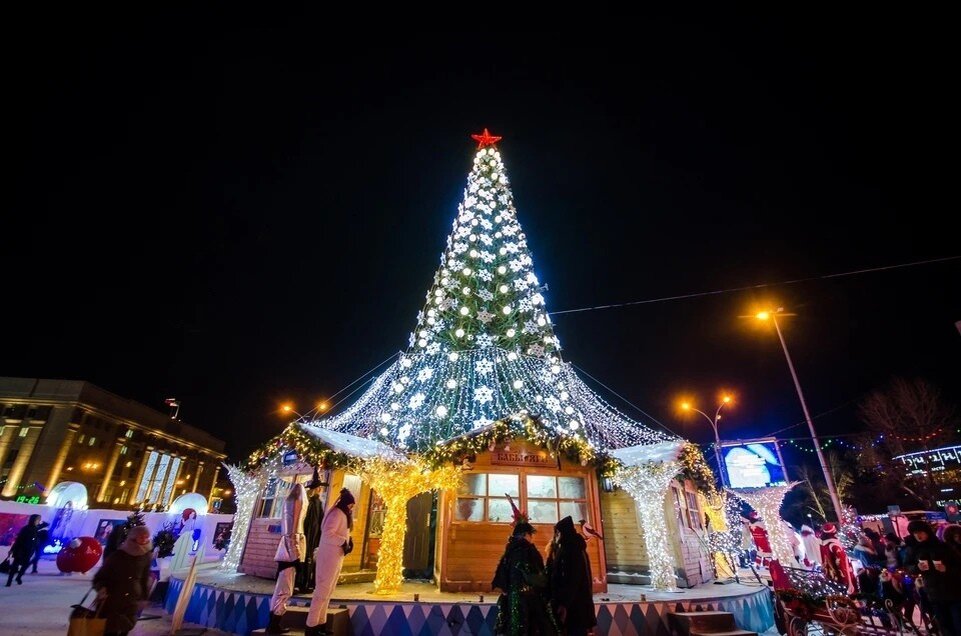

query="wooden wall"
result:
[436,439,607,593]
[599,478,715,587]
[238,468,372,578]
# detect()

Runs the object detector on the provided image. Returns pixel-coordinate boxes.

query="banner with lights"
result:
[720,438,788,489]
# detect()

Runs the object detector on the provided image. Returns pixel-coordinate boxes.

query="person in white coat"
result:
[305,488,355,636]
[800,524,822,568]
[267,483,308,635]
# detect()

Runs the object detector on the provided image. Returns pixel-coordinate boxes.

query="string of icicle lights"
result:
[221,462,268,572]
[304,143,673,452]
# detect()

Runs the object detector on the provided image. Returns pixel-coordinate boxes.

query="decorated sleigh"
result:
[770,562,935,636]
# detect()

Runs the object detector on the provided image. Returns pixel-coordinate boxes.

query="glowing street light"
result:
[680,394,733,488]
[752,307,843,523]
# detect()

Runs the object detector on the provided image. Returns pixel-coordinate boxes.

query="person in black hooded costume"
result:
[546,516,596,636]
[296,466,327,594]
[491,498,557,636]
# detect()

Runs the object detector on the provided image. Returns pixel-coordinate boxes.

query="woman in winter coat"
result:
[546,516,596,636]
[92,525,154,636]
[5,513,43,586]
[904,519,961,636]
[305,488,355,636]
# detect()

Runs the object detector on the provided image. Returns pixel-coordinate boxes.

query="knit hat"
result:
[907,519,934,536]
[338,488,355,506]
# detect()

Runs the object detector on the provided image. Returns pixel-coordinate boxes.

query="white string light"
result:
[728,483,798,566]
[303,145,673,453]
[221,463,268,572]
[613,461,680,591]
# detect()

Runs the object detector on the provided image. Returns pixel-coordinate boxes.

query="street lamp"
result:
[754,307,843,523]
[680,394,733,488]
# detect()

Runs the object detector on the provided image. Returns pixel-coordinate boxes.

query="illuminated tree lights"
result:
[245,423,362,472]
[613,461,681,591]
[221,463,268,572]
[297,143,672,453]
[355,456,462,594]
[728,483,799,566]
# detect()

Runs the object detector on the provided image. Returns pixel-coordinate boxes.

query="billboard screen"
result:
[720,438,788,489]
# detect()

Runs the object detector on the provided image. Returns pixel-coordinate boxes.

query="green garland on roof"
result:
[424,414,621,477]
[244,422,359,472]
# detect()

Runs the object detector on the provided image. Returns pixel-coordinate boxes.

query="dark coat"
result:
[297,494,325,591]
[11,523,39,563]
[905,536,961,602]
[92,548,153,633]
[492,535,556,636]
[546,517,596,633]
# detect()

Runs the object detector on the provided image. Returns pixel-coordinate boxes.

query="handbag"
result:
[0,555,12,574]
[342,538,354,556]
[68,588,107,636]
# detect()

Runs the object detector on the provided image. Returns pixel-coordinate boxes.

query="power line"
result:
[549,255,960,317]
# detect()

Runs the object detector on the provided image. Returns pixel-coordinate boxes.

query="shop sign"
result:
[282,450,298,466]
[490,444,554,468]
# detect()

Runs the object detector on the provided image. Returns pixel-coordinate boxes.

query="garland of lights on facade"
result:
[221,463,268,571]
[354,456,463,594]
[245,423,361,472]
[612,461,681,591]
[298,139,673,454]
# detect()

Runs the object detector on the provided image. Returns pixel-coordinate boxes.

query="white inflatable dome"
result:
[169,492,208,516]
[46,481,89,509]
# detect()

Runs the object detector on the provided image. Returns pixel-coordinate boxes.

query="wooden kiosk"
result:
[436,435,607,592]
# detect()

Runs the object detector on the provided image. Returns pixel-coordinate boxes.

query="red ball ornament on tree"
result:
[57,536,104,573]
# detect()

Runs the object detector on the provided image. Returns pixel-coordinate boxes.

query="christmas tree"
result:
[311,130,672,451]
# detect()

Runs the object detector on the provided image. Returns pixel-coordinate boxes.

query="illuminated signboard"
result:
[720,438,788,489]
[15,495,41,504]
[895,445,961,475]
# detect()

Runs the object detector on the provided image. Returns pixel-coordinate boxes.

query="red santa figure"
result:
[819,522,856,594]
[746,511,773,566]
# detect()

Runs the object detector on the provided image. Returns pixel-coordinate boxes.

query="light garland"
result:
[354,455,463,594]
[703,492,742,578]
[728,483,798,566]
[221,462,268,572]
[298,143,672,453]
[613,461,680,591]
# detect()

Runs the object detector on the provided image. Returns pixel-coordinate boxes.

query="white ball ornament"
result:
[448,352,459,361]
[460,307,469,315]
[381,413,392,423]
[498,266,507,274]
[436,405,448,417]
[502,306,511,315]
[499,285,509,293]
[462,267,472,276]
[446,379,457,389]
[513,380,523,389]
[455,328,465,337]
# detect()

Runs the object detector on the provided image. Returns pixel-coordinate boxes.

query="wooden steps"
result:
[669,611,757,636]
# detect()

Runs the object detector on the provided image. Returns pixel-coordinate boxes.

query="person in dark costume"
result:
[29,518,50,574]
[5,514,43,586]
[296,467,327,594]
[546,516,596,636]
[491,497,556,636]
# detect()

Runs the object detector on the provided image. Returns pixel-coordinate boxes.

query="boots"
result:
[304,624,328,636]
[265,613,290,635]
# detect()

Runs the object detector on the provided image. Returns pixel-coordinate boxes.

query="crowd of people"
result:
[746,511,961,636]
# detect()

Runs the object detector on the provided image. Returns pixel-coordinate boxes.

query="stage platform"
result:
[166,564,775,636]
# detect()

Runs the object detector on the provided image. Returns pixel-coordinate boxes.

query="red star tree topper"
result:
[471,128,502,148]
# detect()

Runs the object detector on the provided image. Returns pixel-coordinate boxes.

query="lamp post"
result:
[755,307,843,523]
[680,395,732,488]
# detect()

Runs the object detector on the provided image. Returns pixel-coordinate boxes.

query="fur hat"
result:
[821,522,837,535]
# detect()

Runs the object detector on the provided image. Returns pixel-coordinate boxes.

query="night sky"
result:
[7,13,959,469]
